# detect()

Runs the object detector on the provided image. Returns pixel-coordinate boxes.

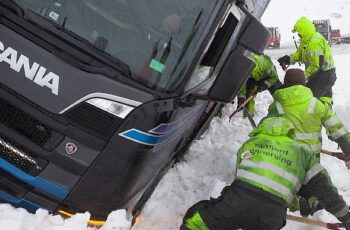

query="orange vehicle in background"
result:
[267,27,281,49]
[331,29,341,44]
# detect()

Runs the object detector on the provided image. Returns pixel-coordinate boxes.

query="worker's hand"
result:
[338,212,350,230]
[236,97,245,111]
[257,82,268,93]
[277,55,290,65]
[299,197,311,217]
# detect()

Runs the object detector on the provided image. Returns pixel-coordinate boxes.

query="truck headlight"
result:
[87,98,135,119]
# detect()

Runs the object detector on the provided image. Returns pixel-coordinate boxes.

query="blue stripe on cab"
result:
[119,129,164,146]
[0,157,68,199]
[0,189,42,213]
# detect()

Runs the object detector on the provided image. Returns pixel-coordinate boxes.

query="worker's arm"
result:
[320,102,350,154]
[306,171,350,228]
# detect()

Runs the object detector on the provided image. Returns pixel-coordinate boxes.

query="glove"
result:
[277,55,290,65]
[338,212,350,230]
[257,82,268,92]
[236,97,245,111]
[299,197,311,217]
[299,197,323,217]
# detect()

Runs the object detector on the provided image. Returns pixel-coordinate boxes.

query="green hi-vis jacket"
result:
[236,117,323,204]
[290,17,335,78]
[183,117,349,230]
[268,85,349,157]
[238,54,278,98]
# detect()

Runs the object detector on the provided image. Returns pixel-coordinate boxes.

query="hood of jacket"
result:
[292,17,316,43]
[249,116,295,139]
[272,85,313,106]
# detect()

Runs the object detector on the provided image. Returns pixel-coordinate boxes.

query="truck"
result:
[313,19,332,45]
[0,0,271,224]
[340,34,350,44]
[331,29,341,44]
[267,27,281,48]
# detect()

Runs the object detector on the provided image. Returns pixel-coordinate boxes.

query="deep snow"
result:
[1,1,350,230]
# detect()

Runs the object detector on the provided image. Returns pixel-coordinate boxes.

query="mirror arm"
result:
[179,94,209,108]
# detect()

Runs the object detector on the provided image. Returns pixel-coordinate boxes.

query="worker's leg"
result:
[258,197,286,230]
[306,69,336,104]
[181,182,286,230]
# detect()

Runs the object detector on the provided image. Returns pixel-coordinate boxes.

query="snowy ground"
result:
[2,1,350,229]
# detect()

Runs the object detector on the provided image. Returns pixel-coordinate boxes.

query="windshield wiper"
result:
[0,0,27,18]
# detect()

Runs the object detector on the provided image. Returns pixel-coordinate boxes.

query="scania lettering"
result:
[0,0,270,223]
[0,40,60,95]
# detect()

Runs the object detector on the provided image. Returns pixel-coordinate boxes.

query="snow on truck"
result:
[0,0,270,224]
[267,27,281,48]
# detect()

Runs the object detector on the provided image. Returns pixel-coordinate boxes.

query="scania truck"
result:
[0,0,270,223]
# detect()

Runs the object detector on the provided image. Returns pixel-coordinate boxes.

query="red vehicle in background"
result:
[267,27,281,48]
[331,29,341,44]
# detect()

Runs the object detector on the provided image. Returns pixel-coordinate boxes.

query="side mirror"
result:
[208,50,254,103]
[236,2,271,54]
[238,18,271,54]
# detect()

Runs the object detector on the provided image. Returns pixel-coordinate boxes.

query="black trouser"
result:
[306,69,337,99]
[181,181,287,230]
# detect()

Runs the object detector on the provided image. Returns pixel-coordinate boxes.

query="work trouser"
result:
[181,181,287,230]
[306,69,337,104]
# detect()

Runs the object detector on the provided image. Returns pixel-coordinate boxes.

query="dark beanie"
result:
[283,68,306,86]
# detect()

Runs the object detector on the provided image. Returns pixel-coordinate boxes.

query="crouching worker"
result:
[180,117,350,230]
[237,53,282,116]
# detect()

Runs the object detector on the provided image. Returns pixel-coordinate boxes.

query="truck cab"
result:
[313,19,332,45]
[267,26,281,48]
[0,0,270,222]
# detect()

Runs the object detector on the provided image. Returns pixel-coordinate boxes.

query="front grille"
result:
[0,98,52,146]
[0,168,32,198]
[65,103,120,139]
[0,137,45,176]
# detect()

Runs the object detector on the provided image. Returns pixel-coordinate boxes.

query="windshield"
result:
[13,0,221,92]
[314,24,329,34]
[268,27,275,35]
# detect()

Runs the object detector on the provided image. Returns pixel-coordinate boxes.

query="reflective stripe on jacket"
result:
[236,117,323,204]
